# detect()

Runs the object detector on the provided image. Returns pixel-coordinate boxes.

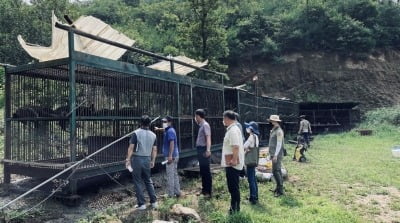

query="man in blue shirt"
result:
[161,116,181,197]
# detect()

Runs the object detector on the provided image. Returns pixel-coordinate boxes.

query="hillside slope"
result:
[228,50,400,110]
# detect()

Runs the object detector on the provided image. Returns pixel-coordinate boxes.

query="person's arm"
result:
[168,140,174,164]
[154,127,165,132]
[308,121,312,134]
[243,136,253,152]
[273,130,284,162]
[151,146,157,168]
[230,145,239,166]
[126,144,134,163]
[229,128,241,166]
[204,124,212,157]
[298,121,303,134]
[126,133,137,163]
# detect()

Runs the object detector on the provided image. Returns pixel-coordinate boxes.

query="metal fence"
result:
[4,50,225,189]
[224,88,299,141]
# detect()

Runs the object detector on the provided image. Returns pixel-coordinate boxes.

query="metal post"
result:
[170,60,175,74]
[68,29,77,194]
[176,82,181,151]
[190,81,194,150]
[4,66,11,184]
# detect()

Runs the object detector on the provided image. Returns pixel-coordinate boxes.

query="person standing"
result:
[194,109,212,197]
[298,115,312,147]
[244,121,260,205]
[234,112,246,179]
[221,110,245,214]
[126,115,158,210]
[161,116,181,198]
[268,115,285,197]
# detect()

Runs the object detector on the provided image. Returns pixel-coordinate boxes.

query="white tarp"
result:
[18,12,135,62]
[147,55,208,76]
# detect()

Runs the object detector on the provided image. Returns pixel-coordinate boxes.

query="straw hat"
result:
[268,115,282,122]
[299,115,306,118]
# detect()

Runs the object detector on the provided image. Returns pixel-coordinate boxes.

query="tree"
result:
[179,0,229,71]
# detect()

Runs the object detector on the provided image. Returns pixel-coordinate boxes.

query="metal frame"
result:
[3,26,226,192]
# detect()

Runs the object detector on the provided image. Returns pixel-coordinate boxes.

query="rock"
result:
[170,204,201,222]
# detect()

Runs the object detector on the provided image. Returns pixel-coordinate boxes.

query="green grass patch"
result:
[190,122,400,223]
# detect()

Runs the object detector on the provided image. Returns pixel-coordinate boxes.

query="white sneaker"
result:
[135,204,147,210]
[151,202,158,209]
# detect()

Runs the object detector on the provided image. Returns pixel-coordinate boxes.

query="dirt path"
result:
[0,171,193,223]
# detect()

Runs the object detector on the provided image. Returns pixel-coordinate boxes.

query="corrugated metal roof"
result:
[147,55,208,75]
[18,12,135,62]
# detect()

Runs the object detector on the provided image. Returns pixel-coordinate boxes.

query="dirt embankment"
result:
[228,50,400,110]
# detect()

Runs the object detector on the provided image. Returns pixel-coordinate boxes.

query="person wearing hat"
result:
[268,115,285,197]
[244,121,260,204]
[126,115,158,210]
[298,115,312,147]
[158,116,181,198]
[221,110,245,214]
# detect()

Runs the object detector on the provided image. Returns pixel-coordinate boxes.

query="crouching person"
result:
[126,115,158,210]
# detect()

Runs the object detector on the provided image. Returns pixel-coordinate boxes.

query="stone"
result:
[170,204,201,222]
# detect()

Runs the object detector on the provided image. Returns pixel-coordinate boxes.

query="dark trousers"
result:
[272,156,284,193]
[302,132,310,146]
[246,166,258,201]
[226,167,240,213]
[131,156,157,206]
[197,146,212,194]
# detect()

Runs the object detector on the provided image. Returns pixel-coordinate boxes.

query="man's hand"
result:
[125,159,131,170]
[203,150,211,158]
[150,161,155,168]
[168,156,173,164]
[272,156,278,163]
[230,158,238,166]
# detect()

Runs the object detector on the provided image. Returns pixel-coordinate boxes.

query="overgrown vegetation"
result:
[362,105,400,127]
[1,0,400,71]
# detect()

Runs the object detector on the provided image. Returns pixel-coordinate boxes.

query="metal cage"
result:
[4,48,225,193]
[224,88,299,141]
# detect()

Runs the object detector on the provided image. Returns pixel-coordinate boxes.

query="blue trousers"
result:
[246,166,258,202]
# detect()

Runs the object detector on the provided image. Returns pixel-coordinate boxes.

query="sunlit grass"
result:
[185,124,400,223]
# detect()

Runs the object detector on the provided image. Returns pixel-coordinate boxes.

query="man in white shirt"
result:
[221,110,244,214]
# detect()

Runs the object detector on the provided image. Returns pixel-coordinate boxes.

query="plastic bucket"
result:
[392,145,400,158]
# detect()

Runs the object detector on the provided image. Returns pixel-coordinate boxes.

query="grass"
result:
[0,107,3,178]
[76,122,400,223]
[182,123,400,223]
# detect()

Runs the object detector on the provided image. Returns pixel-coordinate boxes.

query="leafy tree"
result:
[179,0,229,71]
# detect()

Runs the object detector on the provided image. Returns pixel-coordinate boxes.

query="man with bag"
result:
[244,121,260,205]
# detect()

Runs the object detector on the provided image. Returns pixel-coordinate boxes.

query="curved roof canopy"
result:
[18,12,135,62]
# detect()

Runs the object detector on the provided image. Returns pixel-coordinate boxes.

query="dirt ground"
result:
[0,170,193,223]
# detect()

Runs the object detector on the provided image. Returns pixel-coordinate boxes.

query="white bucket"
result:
[392,146,400,158]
